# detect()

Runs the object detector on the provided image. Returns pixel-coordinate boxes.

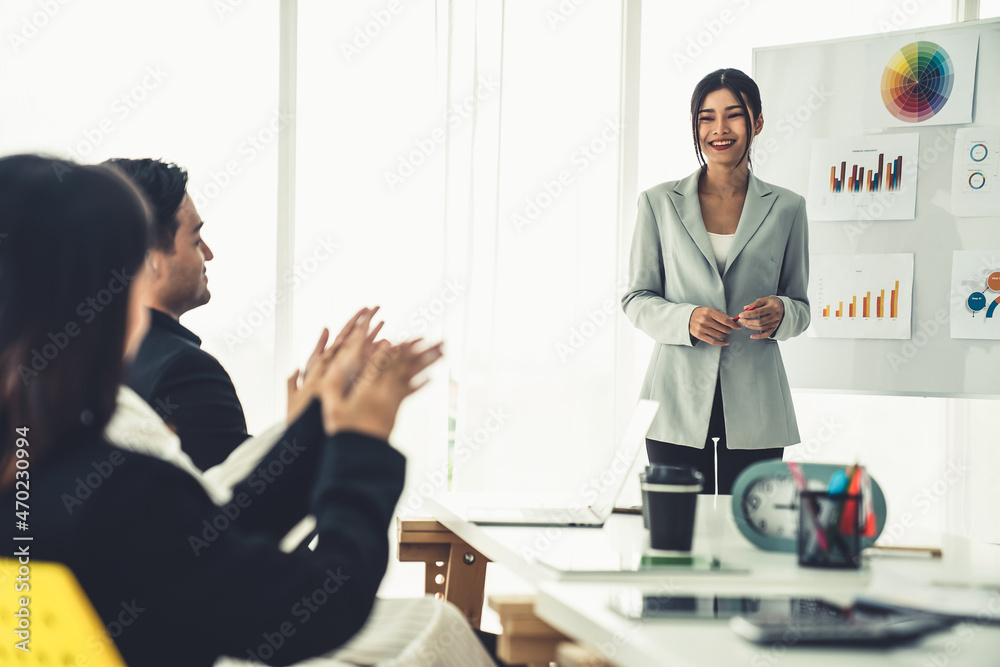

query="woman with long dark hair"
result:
[622,69,811,495]
[0,154,444,665]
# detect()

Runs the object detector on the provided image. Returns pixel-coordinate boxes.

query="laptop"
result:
[462,400,658,527]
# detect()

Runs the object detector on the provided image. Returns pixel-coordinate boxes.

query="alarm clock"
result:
[731,461,887,553]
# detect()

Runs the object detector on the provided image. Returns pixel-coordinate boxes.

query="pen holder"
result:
[797,491,863,569]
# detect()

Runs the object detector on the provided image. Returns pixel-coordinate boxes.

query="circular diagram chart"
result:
[880,41,955,123]
[967,271,1000,318]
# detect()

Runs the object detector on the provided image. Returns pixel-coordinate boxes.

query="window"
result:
[0,0,281,434]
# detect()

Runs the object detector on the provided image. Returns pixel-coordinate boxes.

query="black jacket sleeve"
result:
[61,433,405,667]
[228,400,325,542]
[153,346,250,470]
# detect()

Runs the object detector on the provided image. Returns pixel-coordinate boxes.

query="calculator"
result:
[729,599,954,646]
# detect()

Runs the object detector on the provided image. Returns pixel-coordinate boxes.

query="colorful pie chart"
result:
[880,41,955,123]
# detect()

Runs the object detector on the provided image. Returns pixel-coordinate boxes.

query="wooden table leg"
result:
[397,518,490,628]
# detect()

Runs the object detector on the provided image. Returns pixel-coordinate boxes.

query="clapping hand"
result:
[319,310,443,440]
[286,307,380,424]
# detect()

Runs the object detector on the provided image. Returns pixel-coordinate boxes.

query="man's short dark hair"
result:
[103,158,188,252]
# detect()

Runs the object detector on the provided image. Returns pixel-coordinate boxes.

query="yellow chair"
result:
[0,557,126,666]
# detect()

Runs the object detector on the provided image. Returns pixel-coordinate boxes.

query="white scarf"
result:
[105,385,287,507]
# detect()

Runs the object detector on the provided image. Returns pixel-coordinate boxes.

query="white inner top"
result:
[706,232,735,275]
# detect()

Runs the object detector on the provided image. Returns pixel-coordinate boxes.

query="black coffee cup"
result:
[641,465,703,551]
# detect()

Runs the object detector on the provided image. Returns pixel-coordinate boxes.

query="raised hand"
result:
[320,332,443,440]
[286,307,379,424]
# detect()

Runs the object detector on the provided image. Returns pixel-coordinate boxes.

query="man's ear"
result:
[147,250,165,279]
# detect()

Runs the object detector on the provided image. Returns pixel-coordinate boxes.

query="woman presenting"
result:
[622,68,810,495]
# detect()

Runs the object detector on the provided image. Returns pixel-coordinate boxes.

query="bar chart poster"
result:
[864,32,979,129]
[808,253,914,339]
[807,134,919,221]
[950,250,1000,340]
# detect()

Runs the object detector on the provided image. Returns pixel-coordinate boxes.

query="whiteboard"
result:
[752,18,1000,398]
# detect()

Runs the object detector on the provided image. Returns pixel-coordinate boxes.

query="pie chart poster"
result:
[864,31,979,129]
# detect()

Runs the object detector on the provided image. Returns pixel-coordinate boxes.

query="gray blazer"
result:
[622,169,810,449]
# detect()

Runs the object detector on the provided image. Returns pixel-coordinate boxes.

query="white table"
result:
[534,579,1000,667]
[424,493,1000,666]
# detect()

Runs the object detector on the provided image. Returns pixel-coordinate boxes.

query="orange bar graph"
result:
[823,286,901,320]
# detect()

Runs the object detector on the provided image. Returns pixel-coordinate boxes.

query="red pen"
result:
[733,305,757,321]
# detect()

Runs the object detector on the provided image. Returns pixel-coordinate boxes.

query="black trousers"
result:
[645,380,783,495]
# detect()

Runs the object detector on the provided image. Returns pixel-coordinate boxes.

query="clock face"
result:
[741,476,798,539]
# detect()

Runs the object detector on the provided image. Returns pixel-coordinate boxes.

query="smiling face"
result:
[696,87,763,171]
[145,193,214,319]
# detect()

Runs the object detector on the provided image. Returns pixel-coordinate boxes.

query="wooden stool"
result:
[556,642,617,667]
[488,594,570,667]
[397,518,490,628]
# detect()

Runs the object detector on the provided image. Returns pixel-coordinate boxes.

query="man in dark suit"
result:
[99,158,503,665]
[106,158,247,470]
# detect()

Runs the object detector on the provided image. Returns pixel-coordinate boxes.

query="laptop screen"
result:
[588,399,658,517]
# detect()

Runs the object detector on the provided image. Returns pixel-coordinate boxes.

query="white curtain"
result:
[293,0,449,510]
[443,1,628,495]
